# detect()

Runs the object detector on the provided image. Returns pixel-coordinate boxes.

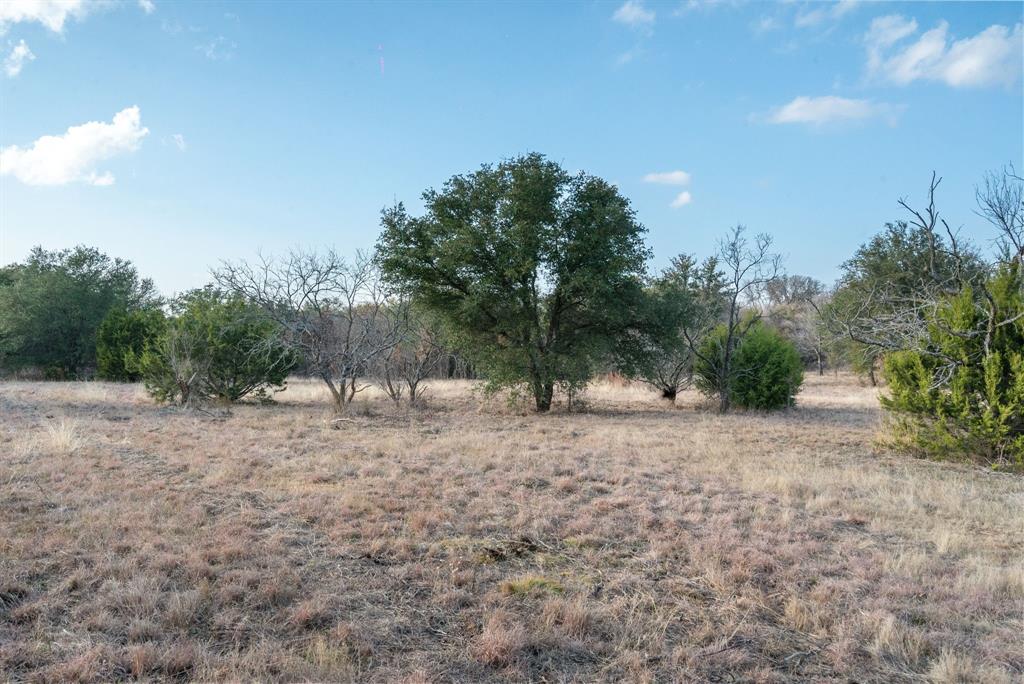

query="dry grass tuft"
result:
[473,611,528,667]
[499,575,565,597]
[43,417,85,455]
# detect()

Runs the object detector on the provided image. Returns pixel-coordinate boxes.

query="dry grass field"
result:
[1,374,1021,683]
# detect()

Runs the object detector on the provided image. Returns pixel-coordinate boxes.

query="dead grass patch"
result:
[0,374,1020,682]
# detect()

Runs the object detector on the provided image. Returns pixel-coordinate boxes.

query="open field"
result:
[1,374,1022,683]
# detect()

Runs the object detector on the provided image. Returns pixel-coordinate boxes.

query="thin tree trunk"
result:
[322,374,344,412]
[534,380,554,412]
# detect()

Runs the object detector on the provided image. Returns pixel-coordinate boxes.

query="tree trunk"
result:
[661,388,677,402]
[718,390,731,414]
[816,350,824,376]
[534,381,554,412]
[868,367,877,387]
[322,374,344,412]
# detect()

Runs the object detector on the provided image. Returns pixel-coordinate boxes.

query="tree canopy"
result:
[377,153,650,411]
[0,246,158,377]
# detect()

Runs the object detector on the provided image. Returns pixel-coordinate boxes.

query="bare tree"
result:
[829,169,1023,390]
[766,276,830,375]
[685,226,782,413]
[214,249,402,411]
[372,301,447,405]
[976,164,1024,265]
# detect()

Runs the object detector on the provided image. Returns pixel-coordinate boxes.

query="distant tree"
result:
[96,307,166,381]
[826,178,987,383]
[215,249,402,411]
[626,255,724,401]
[0,246,158,377]
[766,275,831,375]
[371,301,447,404]
[684,226,782,413]
[377,153,650,412]
[135,288,295,405]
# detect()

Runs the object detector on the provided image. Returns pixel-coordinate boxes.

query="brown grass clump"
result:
[0,374,1021,682]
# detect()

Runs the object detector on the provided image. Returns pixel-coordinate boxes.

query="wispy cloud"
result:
[196,35,236,61]
[613,1,655,30]
[139,0,156,15]
[795,0,859,29]
[752,16,781,35]
[3,39,34,77]
[676,0,740,15]
[172,133,186,151]
[643,170,692,186]
[764,95,903,126]
[865,16,1023,88]
[0,106,149,186]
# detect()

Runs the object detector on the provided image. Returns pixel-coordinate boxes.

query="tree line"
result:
[1,154,1020,467]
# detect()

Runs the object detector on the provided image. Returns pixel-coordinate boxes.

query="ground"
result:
[1,374,1021,683]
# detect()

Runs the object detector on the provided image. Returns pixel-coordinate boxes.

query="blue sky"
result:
[1,0,1021,295]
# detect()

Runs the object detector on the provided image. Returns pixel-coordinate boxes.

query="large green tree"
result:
[377,153,650,411]
[0,246,158,378]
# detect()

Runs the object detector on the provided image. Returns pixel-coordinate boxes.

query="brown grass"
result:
[1,374,1021,682]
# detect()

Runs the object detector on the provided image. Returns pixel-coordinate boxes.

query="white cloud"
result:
[171,133,185,151]
[613,1,655,29]
[865,14,918,71]
[139,0,156,14]
[670,191,692,208]
[0,0,94,34]
[643,170,691,186]
[765,95,902,126]
[3,39,34,77]
[0,106,149,186]
[866,18,1023,88]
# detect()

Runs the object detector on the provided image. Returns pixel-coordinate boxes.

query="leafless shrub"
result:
[371,300,446,405]
[215,249,403,411]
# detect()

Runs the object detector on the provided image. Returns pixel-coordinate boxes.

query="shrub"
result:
[694,322,804,410]
[96,308,166,381]
[134,288,295,405]
[881,264,1024,468]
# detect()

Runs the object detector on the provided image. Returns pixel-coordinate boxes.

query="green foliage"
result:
[377,153,650,411]
[828,220,986,382]
[694,322,804,410]
[881,264,1024,468]
[96,308,166,381]
[624,254,724,400]
[136,288,295,405]
[0,246,158,377]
